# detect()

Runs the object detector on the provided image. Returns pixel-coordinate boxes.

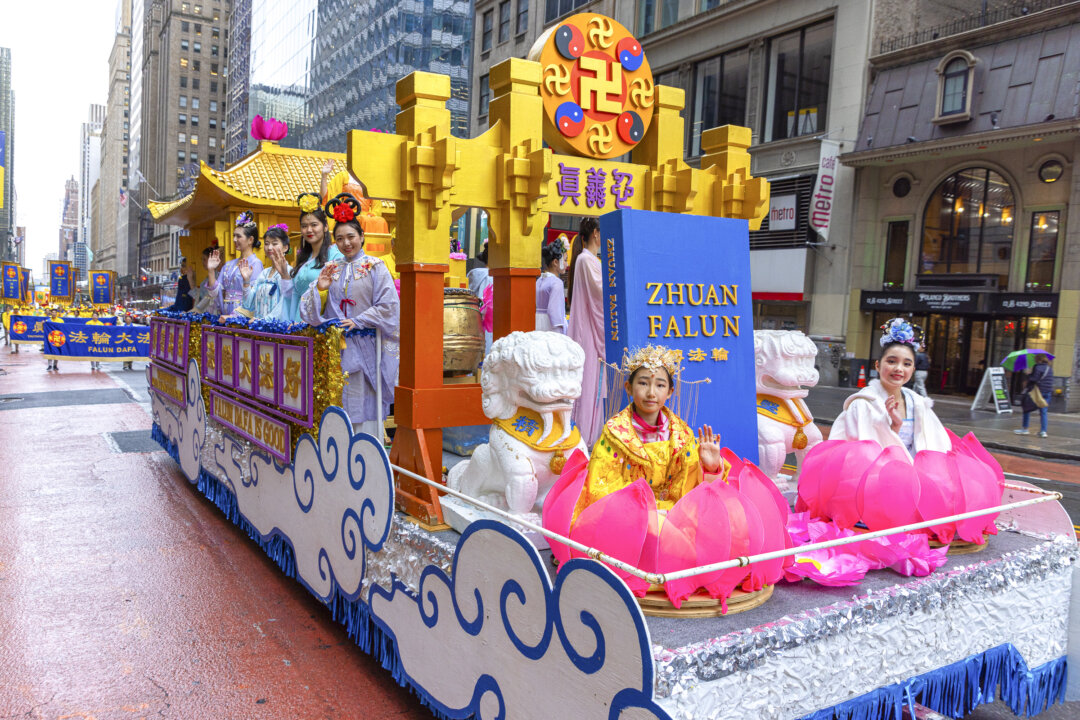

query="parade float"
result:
[148,13,1075,720]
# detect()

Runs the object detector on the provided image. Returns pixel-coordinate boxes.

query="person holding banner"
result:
[86,312,105,370]
[45,308,64,371]
[235,224,293,320]
[300,193,399,438]
[207,212,264,316]
[830,318,949,457]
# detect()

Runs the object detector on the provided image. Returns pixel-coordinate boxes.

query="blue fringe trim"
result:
[151,423,463,720]
[801,644,1067,720]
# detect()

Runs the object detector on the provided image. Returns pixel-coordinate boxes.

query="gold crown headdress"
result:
[622,345,682,379]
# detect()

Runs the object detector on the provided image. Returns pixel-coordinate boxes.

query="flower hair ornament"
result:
[622,344,682,379]
[269,223,289,233]
[326,193,361,224]
[879,317,923,351]
[296,192,321,214]
[235,211,257,230]
[543,235,568,260]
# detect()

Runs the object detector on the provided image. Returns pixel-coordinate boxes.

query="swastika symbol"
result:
[577,55,623,114]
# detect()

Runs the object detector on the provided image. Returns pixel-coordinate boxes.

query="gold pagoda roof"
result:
[148,141,346,227]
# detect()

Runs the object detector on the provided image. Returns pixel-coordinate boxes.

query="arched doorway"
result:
[917,167,1016,393]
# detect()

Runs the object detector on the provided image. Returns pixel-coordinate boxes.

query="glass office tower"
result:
[305,0,471,152]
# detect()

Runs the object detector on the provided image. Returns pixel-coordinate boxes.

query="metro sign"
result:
[531,13,654,160]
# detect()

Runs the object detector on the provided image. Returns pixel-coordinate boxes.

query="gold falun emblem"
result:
[530,13,654,160]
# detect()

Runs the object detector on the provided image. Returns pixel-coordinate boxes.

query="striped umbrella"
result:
[1000,349,1054,372]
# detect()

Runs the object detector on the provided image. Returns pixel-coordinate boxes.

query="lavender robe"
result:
[213,255,264,315]
[535,271,566,333]
[299,253,399,427]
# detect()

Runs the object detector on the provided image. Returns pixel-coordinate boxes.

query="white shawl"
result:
[829,379,951,457]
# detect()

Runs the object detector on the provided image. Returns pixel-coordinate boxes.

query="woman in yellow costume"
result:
[574,345,726,519]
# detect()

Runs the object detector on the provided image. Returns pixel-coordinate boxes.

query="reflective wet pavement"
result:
[0,348,433,719]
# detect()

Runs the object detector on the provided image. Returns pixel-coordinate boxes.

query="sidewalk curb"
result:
[815,416,1080,463]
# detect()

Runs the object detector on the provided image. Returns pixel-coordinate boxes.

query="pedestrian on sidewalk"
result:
[1016,354,1052,438]
[913,348,930,397]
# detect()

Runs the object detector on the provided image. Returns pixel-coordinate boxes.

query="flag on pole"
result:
[119,186,127,207]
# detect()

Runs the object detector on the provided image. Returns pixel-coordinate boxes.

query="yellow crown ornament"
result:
[622,345,682,379]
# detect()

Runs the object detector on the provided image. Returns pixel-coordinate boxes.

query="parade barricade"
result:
[9,314,117,344]
[149,308,1076,720]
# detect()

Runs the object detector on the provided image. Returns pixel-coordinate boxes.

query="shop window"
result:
[920,167,1014,288]
[934,51,976,124]
[516,0,528,35]
[1026,211,1059,291]
[478,73,490,118]
[764,20,833,142]
[690,47,748,156]
[499,1,510,44]
[883,221,908,289]
[481,10,492,53]
[638,0,679,35]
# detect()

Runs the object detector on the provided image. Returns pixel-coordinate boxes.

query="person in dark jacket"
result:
[166,256,195,312]
[913,349,930,397]
[1015,354,1053,437]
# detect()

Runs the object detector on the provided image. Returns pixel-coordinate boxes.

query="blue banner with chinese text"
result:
[49,262,72,299]
[42,321,149,360]
[2,262,19,300]
[89,270,114,305]
[9,315,117,343]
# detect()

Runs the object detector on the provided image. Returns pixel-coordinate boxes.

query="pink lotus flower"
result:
[797,433,1002,544]
[544,451,790,611]
[250,115,288,142]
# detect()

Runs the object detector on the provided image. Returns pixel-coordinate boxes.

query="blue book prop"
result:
[601,209,758,463]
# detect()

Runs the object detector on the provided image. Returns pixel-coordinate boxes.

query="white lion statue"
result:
[447,331,589,517]
[755,329,823,485]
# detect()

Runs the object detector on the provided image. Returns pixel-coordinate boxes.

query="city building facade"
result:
[79,105,106,279]
[0,47,15,264]
[59,177,80,280]
[225,0,317,163]
[96,0,133,277]
[141,0,232,290]
[305,0,472,152]
[469,0,873,383]
[842,0,1080,410]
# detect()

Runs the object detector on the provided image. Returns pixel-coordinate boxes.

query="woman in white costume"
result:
[830,318,950,457]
